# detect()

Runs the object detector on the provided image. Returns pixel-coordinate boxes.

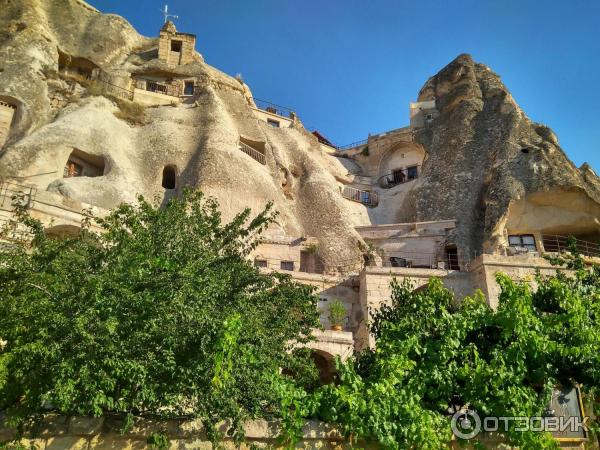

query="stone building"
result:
[158,20,196,66]
[1,0,600,388]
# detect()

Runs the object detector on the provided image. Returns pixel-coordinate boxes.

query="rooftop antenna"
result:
[161,4,179,24]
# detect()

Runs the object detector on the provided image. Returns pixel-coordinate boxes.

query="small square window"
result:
[171,40,182,52]
[407,166,419,180]
[267,119,280,128]
[254,259,268,268]
[280,261,294,271]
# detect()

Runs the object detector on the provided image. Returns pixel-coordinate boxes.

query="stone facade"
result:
[0,415,351,450]
[158,21,196,66]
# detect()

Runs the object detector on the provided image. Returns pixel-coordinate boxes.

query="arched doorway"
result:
[311,350,337,385]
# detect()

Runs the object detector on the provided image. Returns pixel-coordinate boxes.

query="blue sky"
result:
[95,0,599,170]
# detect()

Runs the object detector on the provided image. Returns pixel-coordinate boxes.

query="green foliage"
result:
[147,432,169,450]
[361,145,369,156]
[278,256,600,449]
[0,189,320,443]
[327,299,346,328]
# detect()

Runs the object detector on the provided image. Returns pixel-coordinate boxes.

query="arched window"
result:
[162,166,176,189]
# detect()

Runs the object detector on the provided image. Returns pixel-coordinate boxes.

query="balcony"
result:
[342,186,378,207]
[135,79,181,97]
[541,235,600,259]
[378,166,420,189]
[382,250,459,270]
[251,98,295,119]
[239,141,266,165]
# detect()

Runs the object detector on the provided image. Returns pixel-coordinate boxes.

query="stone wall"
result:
[0,415,351,449]
[469,253,567,309]
[158,31,196,66]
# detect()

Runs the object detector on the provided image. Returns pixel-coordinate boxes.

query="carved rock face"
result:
[402,54,600,260]
[1,2,598,271]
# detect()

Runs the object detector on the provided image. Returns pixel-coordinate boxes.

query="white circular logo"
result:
[451,409,481,439]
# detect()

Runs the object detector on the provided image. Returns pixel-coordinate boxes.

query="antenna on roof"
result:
[161,4,179,24]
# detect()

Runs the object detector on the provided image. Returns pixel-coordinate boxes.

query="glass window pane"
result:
[522,236,535,245]
[508,236,521,246]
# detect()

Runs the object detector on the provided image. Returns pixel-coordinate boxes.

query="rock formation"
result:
[1,1,599,271]
[0,0,365,270]
[403,54,600,261]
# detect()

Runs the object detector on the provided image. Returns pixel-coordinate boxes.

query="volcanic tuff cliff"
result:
[401,54,600,260]
[1,0,599,268]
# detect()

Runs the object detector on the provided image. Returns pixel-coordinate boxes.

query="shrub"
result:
[112,97,146,125]
[86,81,146,126]
[327,299,346,329]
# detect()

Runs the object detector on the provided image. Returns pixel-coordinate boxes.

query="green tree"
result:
[0,189,320,442]
[278,254,600,449]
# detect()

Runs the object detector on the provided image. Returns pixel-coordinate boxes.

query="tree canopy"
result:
[0,190,320,441]
[2,190,600,449]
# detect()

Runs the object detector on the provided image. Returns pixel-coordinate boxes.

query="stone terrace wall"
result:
[0,415,353,449]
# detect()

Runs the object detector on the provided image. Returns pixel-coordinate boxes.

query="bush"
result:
[86,81,146,126]
[112,97,146,125]
[327,299,346,329]
[0,189,320,444]
[278,254,600,449]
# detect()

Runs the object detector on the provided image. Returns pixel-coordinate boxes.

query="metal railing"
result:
[0,216,33,242]
[239,141,266,165]
[0,180,36,210]
[135,79,180,98]
[378,166,420,188]
[251,98,294,119]
[255,256,325,274]
[341,186,378,207]
[381,250,459,270]
[93,79,134,101]
[541,235,600,258]
[336,139,369,151]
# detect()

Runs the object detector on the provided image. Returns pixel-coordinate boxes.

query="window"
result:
[267,119,280,128]
[64,161,83,178]
[254,259,268,268]
[184,81,194,96]
[392,169,406,184]
[63,149,105,178]
[407,166,419,180]
[162,166,177,189]
[170,40,182,52]
[280,261,294,271]
[508,234,537,251]
[390,257,408,267]
[361,191,372,204]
